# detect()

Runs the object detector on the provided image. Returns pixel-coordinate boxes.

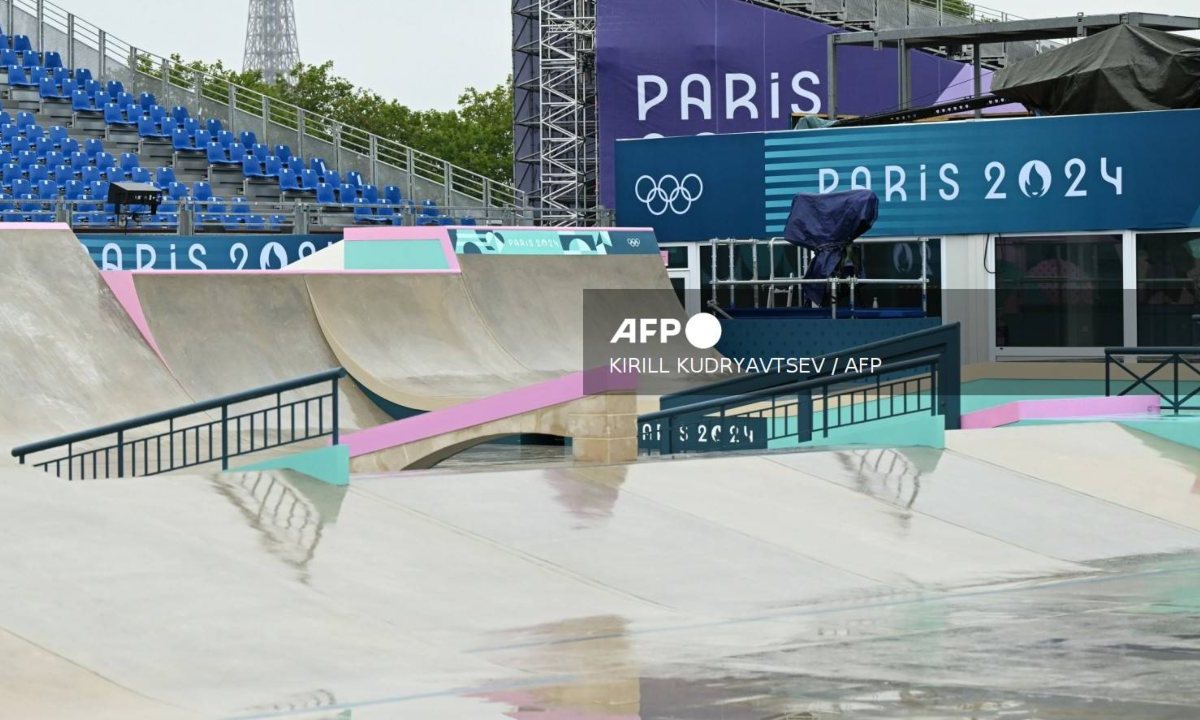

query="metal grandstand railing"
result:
[1,0,529,216]
[745,0,1060,64]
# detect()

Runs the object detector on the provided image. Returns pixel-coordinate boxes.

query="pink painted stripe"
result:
[100,271,170,369]
[961,395,1162,430]
[341,369,637,458]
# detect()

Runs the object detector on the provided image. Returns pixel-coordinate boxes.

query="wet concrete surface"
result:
[2,423,1199,719]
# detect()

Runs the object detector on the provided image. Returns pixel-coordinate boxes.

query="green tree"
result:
[145,55,514,184]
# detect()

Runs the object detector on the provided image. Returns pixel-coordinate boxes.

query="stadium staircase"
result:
[0,0,528,232]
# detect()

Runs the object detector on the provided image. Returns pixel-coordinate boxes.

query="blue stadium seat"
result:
[273,144,291,163]
[38,75,68,99]
[171,127,192,151]
[68,151,88,171]
[63,179,85,200]
[138,92,155,110]
[278,167,299,191]
[251,143,268,161]
[29,66,49,84]
[352,197,384,224]
[80,165,101,184]
[138,115,169,139]
[72,88,97,112]
[15,111,35,128]
[192,181,213,202]
[361,184,379,203]
[198,199,224,224]
[230,197,250,214]
[192,129,211,149]
[83,138,103,157]
[0,110,10,125]
[10,178,31,197]
[73,67,92,83]
[0,48,17,71]
[106,80,123,99]
[43,150,63,168]
[242,155,267,178]
[170,106,188,126]
[7,65,34,88]
[115,91,134,108]
[314,182,334,205]
[182,117,199,136]
[206,142,239,166]
[323,170,340,187]
[26,165,48,184]
[147,104,166,123]
[16,150,37,169]
[94,152,116,170]
[11,35,32,54]
[42,50,63,69]
[48,125,68,146]
[217,130,235,148]
[130,167,151,183]
[267,214,288,230]
[36,178,56,199]
[166,181,188,200]
[87,180,108,199]
[336,183,357,203]
[83,78,102,97]
[298,168,318,190]
[384,185,402,204]
[238,130,256,149]
[52,164,74,186]
[104,102,134,126]
[376,201,395,221]
[53,67,71,86]
[263,155,282,178]
[34,136,54,157]
[155,167,175,186]
[345,170,363,187]
[458,216,478,226]
[310,156,327,177]
[25,124,43,141]
[61,138,79,155]
[205,118,222,136]
[2,162,21,186]
[118,152,138,173]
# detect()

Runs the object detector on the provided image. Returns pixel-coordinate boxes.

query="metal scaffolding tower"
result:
[243,0,301,83]
[511,0,597,225]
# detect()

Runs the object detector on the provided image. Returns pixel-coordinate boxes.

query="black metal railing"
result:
[1105,347,1200,415]
[11,369,346,479]
[640,354,942,455]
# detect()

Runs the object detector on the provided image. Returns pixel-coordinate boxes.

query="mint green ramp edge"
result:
[227,444,350,486]
[767,413,946,451]
[345,239,449,270]
[1119,420,1200,452]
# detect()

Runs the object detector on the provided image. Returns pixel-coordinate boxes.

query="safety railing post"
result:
[296,108,305,159]
[405,147,415,201]
[331,377,340,445]
[444,164,452,207]
[97,29,105,78]
[368,134,378,186]
[35,0,43,52]
[227,83,236,129]
[6,1,13,42]
[261,94,269,140]
[160,56,169,98]
[1104,351,1111,397]
[332,123,342,173]
[797,389,813,443]
[220,404,229,470]
[193,68,201,104]
[66,12,75,69]
[116,429,124,477]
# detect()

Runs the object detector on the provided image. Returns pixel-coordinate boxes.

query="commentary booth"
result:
[615,108,1200,363]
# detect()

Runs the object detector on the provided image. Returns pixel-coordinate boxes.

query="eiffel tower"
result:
[242,0,300,83]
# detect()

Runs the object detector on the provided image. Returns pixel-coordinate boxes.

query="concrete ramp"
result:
[127,272,389,432]
[0,224,191,457]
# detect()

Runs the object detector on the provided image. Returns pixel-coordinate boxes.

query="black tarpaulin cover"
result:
[992,24,1200,115]
[783,189,879,307]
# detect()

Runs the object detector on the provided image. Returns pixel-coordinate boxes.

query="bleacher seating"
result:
[0,23,469,229]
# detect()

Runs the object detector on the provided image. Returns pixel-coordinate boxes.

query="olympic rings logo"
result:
[634,173,704,216]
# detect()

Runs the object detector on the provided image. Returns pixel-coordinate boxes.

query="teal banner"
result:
[449,228,658,255]
[616,109,1200,241]
[80,234,337,270]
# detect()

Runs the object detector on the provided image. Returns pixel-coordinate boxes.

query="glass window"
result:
[1137,231,1200,346]
[857,239,941,314]
[661,245,691,270]
[994,234,1123,348]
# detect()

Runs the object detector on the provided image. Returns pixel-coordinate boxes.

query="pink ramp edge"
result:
[100,271,170,369]
[342,225,461,272]
[961,395,1161,430]
[340,368,638,457]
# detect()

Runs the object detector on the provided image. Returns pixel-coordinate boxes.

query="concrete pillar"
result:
[568,392,638,464]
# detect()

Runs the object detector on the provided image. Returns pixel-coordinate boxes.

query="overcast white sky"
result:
[49,0,1199,110]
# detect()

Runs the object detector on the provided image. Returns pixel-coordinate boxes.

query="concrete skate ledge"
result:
[961,395,1161,429]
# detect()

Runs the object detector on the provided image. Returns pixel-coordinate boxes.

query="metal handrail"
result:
[1104,347,1200,415]
[2,0,526,212]
[11,368,346,475]
[641,353,940,422]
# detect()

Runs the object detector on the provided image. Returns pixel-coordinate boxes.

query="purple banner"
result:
[596,0,967,205]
